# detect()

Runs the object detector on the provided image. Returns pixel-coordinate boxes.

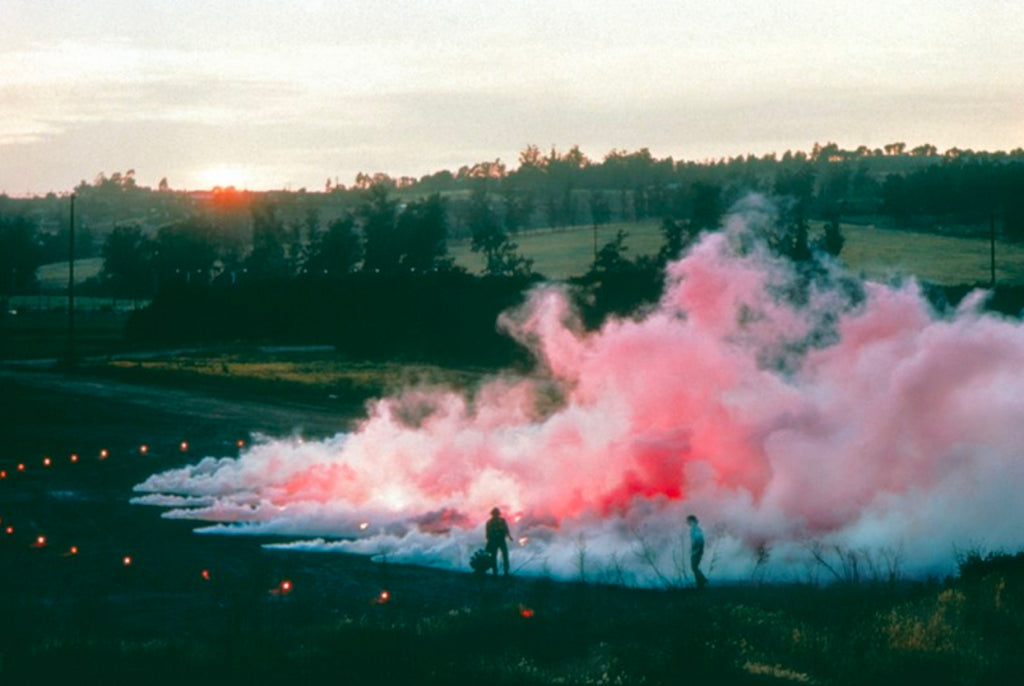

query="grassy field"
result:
[450,220,1024,285]
[92,350,494,414]
[36,256,104,288]
[449,220,665,279]
[2,375,1023,685]
[840,224,1024,286]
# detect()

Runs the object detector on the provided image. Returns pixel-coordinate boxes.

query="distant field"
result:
[839,224,1024,286]
[451,220,1024,285]
[36,256,103,287]
[450,220,665,279]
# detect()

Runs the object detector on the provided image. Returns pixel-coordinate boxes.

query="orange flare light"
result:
[17,463,25,472]
[1,470,7,479]
[69,545,79,555]
[123,555,133,566]
[139,445,148,455]
[70,454,79,463]
[519,606,535,619]
[201,569,211,580]
[518,536,529,546]
[180,441,189,452]
[5,526,13,535]
[359,521,370,531]
[99,449,109,459]
[42,457,52,467]
[237,440,246,448]
[33,535,46,548]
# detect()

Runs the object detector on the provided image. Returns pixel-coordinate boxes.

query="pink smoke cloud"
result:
[134,206,1024,584]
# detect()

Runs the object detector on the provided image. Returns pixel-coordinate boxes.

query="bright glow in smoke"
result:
[134,199,1024,585]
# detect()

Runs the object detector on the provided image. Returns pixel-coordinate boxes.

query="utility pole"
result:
[67,193,76,369]
[989,213,996,288]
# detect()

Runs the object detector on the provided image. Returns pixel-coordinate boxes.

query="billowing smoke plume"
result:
[134,197,1024,585]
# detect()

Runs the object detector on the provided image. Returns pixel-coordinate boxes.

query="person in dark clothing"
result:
[485,507,513,576]
[687,514,708,589]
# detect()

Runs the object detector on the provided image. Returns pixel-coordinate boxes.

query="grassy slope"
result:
[449,220,664,279]
[840,224,1024,286]
[450,219,1024,285]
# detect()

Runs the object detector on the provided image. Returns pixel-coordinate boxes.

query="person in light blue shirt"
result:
[686,514,708,589]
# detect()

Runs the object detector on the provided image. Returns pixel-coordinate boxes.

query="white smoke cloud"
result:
[133,202,1024,585]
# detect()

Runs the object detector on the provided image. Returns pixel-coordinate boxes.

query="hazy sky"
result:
[2,0,1022,195]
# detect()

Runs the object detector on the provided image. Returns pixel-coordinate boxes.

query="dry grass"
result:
[449,220,665,279]
[840,224,1024,286]
[449,219,1024,286]
[90,351,493,412]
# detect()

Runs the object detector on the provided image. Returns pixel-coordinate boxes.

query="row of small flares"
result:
[2,439,304,601]
[0,439,216,479]
[2,439,535,615]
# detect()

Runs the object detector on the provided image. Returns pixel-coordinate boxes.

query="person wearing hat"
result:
[485,507,513,576]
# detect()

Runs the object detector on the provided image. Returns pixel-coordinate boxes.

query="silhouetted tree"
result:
[396,193,449,271]
[658,217,699,263]
[690,182,723,231]
[590,229,632,274]
[469,187,533,276]
[359,183,400,272]
[881,173,912,225]
[245,202,293,280]
[589,190,612,228]
[153,219,218,289]
[303,213,362,275]
[100,224,153,302]
[790,215,812,262]
[819,213,845,257]
[0,215,41,296]
[502,185,535,233]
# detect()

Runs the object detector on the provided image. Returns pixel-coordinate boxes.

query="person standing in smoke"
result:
[485,507,513,576]
[687,514,708,589]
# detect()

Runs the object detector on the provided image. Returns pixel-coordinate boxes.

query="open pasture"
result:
[449,220,1024,286]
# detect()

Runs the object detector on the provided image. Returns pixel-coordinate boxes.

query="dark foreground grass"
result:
[2,374,1023,685]
[4,561,1022,685]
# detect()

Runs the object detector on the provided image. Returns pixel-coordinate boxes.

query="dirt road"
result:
[0,367,356,444]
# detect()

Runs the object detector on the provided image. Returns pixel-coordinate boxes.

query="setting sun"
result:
[198,166,249,190]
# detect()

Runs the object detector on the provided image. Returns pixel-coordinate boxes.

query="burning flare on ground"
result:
[134,199,1024,585]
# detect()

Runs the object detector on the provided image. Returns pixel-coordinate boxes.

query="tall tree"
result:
[396,193,449,271]
[359,183,400,272]
[100,224,153,302]
[819,213,845,257]
[0,215,41,297]
[657,217,699,263]
[153,219,218,289]
[245,202,293,280]
[469,186,533,276]
[589,190,612,228]
[303,213,362,275]
[590,229,632,274]
[690,182,723,231]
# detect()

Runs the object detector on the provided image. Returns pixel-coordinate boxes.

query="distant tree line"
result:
[3,142,1023,363]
